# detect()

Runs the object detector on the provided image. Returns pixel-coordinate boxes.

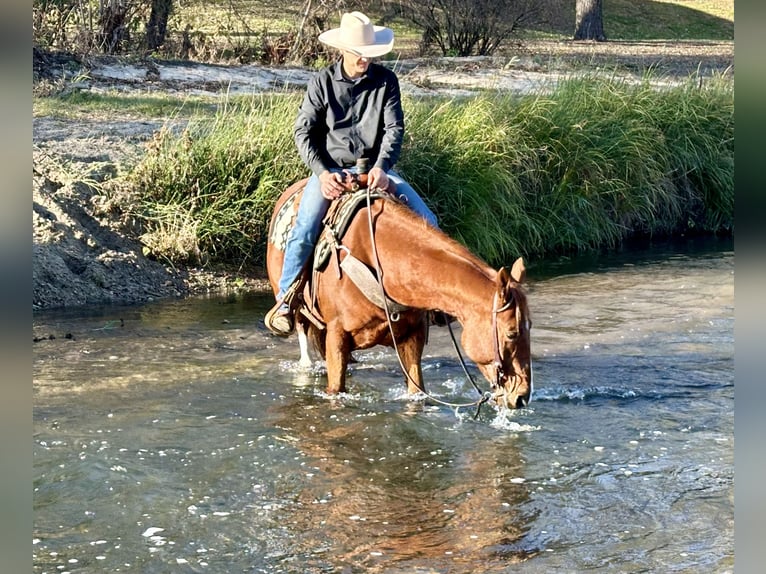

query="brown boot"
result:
[265,302,294,337]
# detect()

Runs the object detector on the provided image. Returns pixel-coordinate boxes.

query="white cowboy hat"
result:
[318,11,394,58]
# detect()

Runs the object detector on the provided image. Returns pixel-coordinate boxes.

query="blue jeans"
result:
[277,169,438,299]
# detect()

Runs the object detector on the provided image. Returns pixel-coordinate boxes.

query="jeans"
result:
[277,168,438,299]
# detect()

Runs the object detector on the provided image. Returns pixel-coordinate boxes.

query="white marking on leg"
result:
[298,328,312,369]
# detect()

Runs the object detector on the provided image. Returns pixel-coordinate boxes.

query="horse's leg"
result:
[296,321,313,369]
[397,321,427,395]
[324,322,350,394]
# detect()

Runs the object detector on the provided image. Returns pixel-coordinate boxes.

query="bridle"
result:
[362,186,518,419]
[491,291,515,391]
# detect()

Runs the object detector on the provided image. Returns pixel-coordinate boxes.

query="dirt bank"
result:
[33,113,273,311]
[32,42,733,311]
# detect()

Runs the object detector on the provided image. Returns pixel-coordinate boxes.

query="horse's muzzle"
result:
[493,374,531,409]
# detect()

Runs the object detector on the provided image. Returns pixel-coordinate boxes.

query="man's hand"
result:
[319,170,345,200]
[368,167,389,192]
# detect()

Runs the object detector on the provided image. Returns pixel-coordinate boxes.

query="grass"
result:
[33,0,732,63]
[167,0,300,36]
[401,74,733,260]
[159,0,734,58]
[33,89,219,120]
[176,0,734,42]
[123,75,733,268]
[643,0,733,22]
[605,0,733,41]
[127,94,305,265]
[33,0,734,270]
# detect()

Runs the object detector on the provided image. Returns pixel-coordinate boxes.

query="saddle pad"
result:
[270,186,393,268]
[314,189,391,271]
[269,187,302,252]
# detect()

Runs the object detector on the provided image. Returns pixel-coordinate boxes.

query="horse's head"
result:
[476,258,532,409]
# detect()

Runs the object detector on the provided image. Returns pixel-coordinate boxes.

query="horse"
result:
[265,179,532,409]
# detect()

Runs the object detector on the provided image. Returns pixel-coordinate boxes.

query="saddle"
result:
[270,182,410,329]
[269,183,388,260]
[314,187,390,271]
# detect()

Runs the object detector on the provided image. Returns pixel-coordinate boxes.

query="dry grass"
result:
[513,38,733,78]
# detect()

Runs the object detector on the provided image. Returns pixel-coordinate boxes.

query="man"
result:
[265,11,438,337]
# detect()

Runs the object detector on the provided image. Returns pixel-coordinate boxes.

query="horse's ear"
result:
[497,259,525,300]
[496,266,512,301]
[510,257,526,283]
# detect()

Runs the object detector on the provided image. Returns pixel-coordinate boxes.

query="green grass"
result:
[127,94,305,265]
[164,0,734,54]
[401,74,732,261]
[33,89,218,120]
[605,0,733,40]
[124,76,733,268]
[174,0,734,42]
[515,0,733,42]
[168,0,301,37]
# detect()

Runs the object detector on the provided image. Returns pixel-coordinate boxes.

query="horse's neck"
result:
[371,206,496,322]
[409,249,495,323]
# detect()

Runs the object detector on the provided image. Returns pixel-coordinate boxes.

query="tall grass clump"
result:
[641,75,734,231]
[401,74,733,265]
[129,93,305,267]
[514,74,733,254]
[127,74,732,270]
[510,76,681,254]
[401,95,529,262]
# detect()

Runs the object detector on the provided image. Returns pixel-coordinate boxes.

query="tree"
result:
[289,0,338,64]
[387,0,540,57]
[145,0,174,51]
[98,0,131,53]
[574,0,606,41]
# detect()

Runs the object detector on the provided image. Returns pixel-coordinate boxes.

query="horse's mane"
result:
[380,198,495,282]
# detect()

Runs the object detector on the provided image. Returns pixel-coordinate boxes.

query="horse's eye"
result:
[506,330,519,341]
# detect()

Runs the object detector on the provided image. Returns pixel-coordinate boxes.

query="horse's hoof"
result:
[265,303,294,337]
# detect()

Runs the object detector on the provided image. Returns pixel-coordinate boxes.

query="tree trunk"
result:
[98,0,129,53]
[146,0,174,51]
[574,0,606,41]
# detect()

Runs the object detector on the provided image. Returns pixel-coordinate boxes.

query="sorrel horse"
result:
[265,179,532,409]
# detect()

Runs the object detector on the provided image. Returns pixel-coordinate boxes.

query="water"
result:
[33,239,734,573]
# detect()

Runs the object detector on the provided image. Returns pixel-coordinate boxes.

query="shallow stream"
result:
[33,239,734,573]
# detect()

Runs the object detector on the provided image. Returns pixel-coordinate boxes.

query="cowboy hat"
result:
[318,11,394,58]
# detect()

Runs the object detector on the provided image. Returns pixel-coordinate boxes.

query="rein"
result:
[362,187,494,419]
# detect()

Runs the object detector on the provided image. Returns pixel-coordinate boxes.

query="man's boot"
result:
[265,301,294,336]
[264,277,305,337]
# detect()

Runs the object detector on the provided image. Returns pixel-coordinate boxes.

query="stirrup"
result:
[281,276,305,310]
[265,302,294,337]
[264,277,305,336]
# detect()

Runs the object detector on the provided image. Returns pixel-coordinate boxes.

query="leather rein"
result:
[360,186,506,419]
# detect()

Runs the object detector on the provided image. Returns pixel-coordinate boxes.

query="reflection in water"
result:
[267,397,533,571]
[33,239,733,573]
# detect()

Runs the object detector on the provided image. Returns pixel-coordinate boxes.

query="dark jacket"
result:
[294,60,404,176]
